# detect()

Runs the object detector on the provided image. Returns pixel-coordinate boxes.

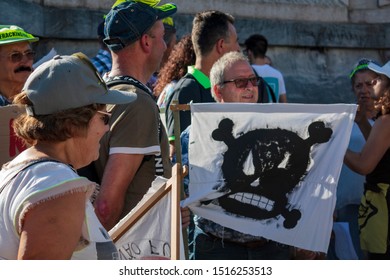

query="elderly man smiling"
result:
[0,25,38,106]
[181,52,291,260]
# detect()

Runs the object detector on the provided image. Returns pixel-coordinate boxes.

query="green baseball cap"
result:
[0,25,39,46]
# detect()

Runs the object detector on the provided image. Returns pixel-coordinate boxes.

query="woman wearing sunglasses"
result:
[0,53,136,259]
[0,25,38,107]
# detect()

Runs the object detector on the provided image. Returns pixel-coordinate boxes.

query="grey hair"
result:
[210,51,250,101]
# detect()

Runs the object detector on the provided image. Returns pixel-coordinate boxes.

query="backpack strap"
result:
[252,67,277,103]
[105,75,153,97]
[105,76,163,166]
[105,75,163,143]
[263,77,277,103]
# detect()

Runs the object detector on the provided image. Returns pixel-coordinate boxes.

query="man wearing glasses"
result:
[181,51,291,260]
[0,25,38,106]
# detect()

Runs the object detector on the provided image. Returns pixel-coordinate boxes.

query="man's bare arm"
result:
[94,153,144,230]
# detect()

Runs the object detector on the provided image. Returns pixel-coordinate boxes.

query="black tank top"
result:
[366,148,390,185]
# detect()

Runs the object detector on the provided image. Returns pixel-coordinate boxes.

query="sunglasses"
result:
[222,76,261,88]
[6,50,36,63]
[97,111,111,125]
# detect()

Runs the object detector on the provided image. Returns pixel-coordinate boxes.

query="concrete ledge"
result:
[1,0,388,49]
[29,0,113,10]
[0,0,105,39]
[175,14,390,49]
[2,0,388,104]
[379,0,390,7]
[19,0,390,24]
[170,0,349,22]
[350,8,390,23]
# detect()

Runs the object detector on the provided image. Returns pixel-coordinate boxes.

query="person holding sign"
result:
[182,51,291,260]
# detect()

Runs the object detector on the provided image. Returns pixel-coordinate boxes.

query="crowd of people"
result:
[1,0,390,260]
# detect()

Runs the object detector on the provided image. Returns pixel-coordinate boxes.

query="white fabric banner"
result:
[113,177,184,260]
[183,103,357,252]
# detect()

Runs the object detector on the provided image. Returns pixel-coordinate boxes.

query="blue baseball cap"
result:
[103,1,177,51]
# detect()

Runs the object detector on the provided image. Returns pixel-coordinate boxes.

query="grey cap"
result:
[23,53,136,116]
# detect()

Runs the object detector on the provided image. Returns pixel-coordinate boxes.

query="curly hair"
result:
[377,81,390,115]
[154,34,195,96]
[12,92,105,145]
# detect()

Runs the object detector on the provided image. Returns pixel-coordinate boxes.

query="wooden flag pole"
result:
[170,100,191,259]
[170,163,181,260]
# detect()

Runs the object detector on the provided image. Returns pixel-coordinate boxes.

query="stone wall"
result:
[1,0,389,103]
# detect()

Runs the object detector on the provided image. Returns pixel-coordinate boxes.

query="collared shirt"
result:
[91,49,112,76]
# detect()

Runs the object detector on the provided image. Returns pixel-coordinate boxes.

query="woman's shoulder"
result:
[3,157,75,173]
[372,114,390,141]
[379,113,390,120]
[2,159,80,193]
[375,113,390,126]
[2,158,93,207]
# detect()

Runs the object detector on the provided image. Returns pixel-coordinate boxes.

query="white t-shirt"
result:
[252,64,287,102]
[0,160,118,260]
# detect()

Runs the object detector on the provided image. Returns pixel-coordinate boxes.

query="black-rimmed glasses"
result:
[222,77,260,88]
[97,111,111,125]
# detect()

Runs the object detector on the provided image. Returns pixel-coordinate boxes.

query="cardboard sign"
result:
[0,105,26,166]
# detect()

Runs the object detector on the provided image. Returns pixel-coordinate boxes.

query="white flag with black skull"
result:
[183,103,356,253]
